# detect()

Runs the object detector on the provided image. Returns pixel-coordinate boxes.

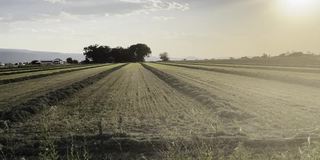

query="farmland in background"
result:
[1,62,320,159]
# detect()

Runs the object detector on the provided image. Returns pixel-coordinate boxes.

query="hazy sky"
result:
[1,0,320,58]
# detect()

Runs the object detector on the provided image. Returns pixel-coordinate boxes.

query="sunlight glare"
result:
[278,0,317,16]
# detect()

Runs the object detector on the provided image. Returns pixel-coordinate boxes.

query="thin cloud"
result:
[0,0,190,22]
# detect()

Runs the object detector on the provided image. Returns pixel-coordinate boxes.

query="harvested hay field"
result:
[0,64,109,85]
[0,63,320,159]
[0,64,83,76]
[0,64,119,109]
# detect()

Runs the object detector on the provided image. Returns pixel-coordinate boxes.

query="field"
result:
[1,62,320,159]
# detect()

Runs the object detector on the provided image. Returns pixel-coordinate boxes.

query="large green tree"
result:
[83,45,112,63]
[83,43,152,63]
[128,43,152,62]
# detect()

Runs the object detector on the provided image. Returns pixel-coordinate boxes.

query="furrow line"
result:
[169,62,320,74]
[0,65,84,76]
[141,63,222,108]
[141,63,250,124]
[0,64,127,123]
[0,64,108,85]
[158,62,320,88]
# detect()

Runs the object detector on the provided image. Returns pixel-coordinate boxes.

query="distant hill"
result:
[0,48,84,63]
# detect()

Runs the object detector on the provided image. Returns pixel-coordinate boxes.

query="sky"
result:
[1,0,320,59]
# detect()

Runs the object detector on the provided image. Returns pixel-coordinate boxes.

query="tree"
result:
[66,57,73,64]
[83,43,152,63]
[81,58,90,64]
[159,52,169,61]
[72,60,79,64]
[66,57,79,64]
[127,43,152,62]
[31,60,40,65]
[83,45,112,63]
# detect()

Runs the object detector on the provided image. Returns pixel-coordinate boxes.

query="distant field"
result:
[0,64,108,85]
[0,64,82,76]
[0,64,116,111]
[0,64,77,72]
[159,62,320,88]
[1,62,320,159]
[170,61,320,73]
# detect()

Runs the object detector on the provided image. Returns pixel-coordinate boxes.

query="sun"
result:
[285,0,313,10]
[278,0,317,16]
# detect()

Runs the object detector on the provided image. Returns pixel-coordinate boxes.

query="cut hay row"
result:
[1,63,320,159]
[169,61,320,73]
[0,66,43,72]
[14,63,219,139]
[142,64,252,137]
[0,65,76,72]
[2,64,223,156]
[0,64,105,81]
[147,63,320,139]
[159,62,320,88]
[0,64,127,122]
[0,64,121,110]
[0,63,231,158]
[142,63,250,129]
[0,64,84,76]
[0,64,109,85]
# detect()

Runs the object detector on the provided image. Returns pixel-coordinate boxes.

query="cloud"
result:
[0,0,190,22]
[44,0,66,4]
[153,16,175,21]
[137,0,190,11]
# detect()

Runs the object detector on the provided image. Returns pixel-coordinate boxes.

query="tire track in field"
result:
[0,64,127,123]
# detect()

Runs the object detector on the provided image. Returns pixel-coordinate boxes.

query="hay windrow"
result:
[141,63,251,123]
[159,62,320,88]
[0,64,109,85]
[167,62,320,74]
[0,64,127,122]
[0,64,85,76]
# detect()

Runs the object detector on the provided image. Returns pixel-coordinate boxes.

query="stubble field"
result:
[1,62,320,159]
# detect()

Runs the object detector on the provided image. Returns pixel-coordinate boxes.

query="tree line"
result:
[83,43,151,63]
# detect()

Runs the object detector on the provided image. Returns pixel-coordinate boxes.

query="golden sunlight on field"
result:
[277,0,319,16]
[1,0,320,159]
